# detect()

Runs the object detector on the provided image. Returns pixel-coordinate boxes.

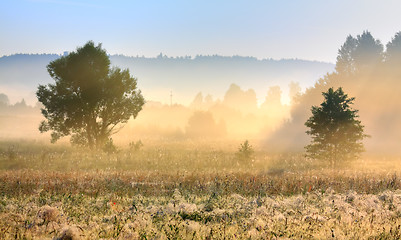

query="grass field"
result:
[1,140,401,239]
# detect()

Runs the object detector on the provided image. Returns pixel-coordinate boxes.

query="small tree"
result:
[235,140,254,162]
[305,87,367,166]
[36,41,145,149]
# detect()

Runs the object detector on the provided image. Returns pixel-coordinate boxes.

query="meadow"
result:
[1,140,401,239]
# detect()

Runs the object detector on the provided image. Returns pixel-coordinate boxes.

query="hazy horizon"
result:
[0,52,336,64]
[2,2,401,239]
[1,1,401,154]
[2,0,401,62]
[0,53,334,106]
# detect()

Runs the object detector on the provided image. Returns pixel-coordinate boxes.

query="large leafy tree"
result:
[36,41,145,149]
[305,87,367,166]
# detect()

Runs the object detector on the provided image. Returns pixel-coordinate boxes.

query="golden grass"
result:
[1,140,401,239]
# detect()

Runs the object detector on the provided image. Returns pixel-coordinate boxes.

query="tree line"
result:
[35,31,400,165]
[267,31,401,158]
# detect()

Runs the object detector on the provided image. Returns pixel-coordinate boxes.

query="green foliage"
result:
[235,140,254,162]
[266,31,401,154]
[305,87,367,165]
[36,41,145,149]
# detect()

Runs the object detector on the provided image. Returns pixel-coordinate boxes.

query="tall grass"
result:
[1,140,401,239]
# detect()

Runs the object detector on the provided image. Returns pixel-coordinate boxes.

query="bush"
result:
[235,140,254,162]
[129,140,143,152]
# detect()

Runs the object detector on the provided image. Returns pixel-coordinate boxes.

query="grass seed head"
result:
[54,225,80,240]
[38,205,60,223]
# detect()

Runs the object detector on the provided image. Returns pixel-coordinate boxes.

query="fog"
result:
[0,82,293,143]
[1,31,401,157]
[265,31,401,155]
[0,54,333,106]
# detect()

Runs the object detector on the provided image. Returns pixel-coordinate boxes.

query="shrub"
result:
[235,140,254,162]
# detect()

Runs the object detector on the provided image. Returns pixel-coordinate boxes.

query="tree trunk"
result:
[86,125,94,150]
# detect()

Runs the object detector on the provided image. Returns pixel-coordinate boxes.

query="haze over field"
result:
[0,54,333,105]
[1,1,401,155]
[0,2,401,164]
[3,1,401,239]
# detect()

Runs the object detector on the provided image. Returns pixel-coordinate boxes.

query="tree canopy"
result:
[36,41,145,149]
[385,32,401,69]
[335,31,383,75]
[305,87,367,165]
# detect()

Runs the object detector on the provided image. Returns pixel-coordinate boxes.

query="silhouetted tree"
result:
[266,31,401,154]
[353,31,383,70]
[260,86,287,123]
[305,87,367,166]
[261,86,282,110]
[204,94,214,108]
[288,81,301,104]
[336,31,383,75]
[235,140,254,162]
[0,93,9,106]
[223,84,257,114]
[36,41,145,149]
[13,99,27,109]
[385,32,401,66]
[190,92,204,109]
[336,35,357,75]
[185,111,226,138]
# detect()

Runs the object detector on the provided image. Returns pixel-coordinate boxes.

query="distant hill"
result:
[0,54,334,105]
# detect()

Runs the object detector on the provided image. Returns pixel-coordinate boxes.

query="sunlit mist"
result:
[1,1,401,237]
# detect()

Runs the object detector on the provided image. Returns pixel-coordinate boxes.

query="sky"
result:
[1,0,401,63]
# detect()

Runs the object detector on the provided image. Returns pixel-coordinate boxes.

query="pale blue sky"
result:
[1,0,401,62]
